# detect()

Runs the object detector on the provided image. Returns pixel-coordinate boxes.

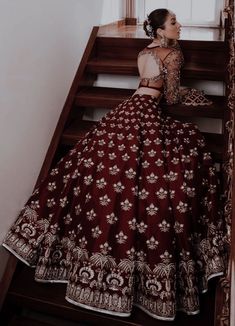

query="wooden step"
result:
[97,25,226,43]
[61,120,95,145]
[75,86,133,108]
[5,264,215,326]
[94,37,228,81]
[86,58,226,81]
[75,86,225,119]
[86,58,137,75]
[9,316,53,326]
[61,119,223,162]
[182,62,226,80]
[163,96,225,119]
[7,313,86,326]
[95,37,228,63]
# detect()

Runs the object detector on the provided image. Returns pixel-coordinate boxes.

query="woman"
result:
[2,8,226,321]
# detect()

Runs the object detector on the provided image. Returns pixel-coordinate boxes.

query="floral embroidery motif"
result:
[3,94,225,322]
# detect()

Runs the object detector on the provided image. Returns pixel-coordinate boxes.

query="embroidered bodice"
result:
[137,46,184,105]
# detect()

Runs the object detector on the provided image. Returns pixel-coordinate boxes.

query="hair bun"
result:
[143,19,154,38]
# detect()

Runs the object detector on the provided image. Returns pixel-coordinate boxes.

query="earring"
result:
[160,35,168,48]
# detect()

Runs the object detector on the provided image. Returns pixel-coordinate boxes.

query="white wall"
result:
[101,0,124,24]
[0,0,123,279]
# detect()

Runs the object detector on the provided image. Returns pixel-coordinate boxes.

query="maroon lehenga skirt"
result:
[2,94,226,321]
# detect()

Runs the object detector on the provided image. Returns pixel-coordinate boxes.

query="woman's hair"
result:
[143,8,169,38]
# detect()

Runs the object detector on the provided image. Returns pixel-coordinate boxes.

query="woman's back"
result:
[135,45,183,104]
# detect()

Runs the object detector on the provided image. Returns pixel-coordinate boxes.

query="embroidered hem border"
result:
[2,240,224,321]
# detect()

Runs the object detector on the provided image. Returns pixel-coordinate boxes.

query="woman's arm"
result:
[163,49,184,105]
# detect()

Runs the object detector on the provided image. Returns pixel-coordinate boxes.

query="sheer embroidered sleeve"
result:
[163,49,183,105]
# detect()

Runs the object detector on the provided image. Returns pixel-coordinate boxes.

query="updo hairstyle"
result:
[143,8,169,39]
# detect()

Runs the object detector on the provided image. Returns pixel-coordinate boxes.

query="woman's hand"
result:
[180,87,190,97]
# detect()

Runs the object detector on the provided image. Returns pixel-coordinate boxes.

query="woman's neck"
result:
[150,38,179,49]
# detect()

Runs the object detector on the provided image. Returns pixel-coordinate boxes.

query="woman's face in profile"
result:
[160,12,182,40]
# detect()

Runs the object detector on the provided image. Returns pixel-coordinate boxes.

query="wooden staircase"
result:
[0,23,229,326]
